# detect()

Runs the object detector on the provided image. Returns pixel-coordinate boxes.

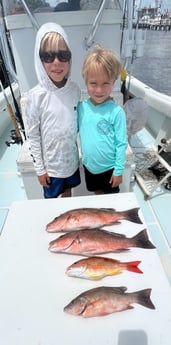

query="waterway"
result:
[132,30,171,96]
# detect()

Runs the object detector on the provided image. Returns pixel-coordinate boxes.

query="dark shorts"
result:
[83,166,119,194]
[43,168,81,198]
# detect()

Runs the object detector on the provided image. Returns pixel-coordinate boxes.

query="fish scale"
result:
[46,207,143,232]
[48,228,155,255]
[64,286,155,318]
[66,256,143,280]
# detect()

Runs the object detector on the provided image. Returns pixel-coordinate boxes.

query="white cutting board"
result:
[0,193,170,345]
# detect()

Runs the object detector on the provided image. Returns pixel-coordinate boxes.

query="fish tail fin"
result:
[126,261,143,274]
[132,229,156,249]
[136,288,155,309]
[124,207,142,224]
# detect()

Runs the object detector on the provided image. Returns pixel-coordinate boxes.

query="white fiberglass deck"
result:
[0,193,171,345]
[0,124,171,287]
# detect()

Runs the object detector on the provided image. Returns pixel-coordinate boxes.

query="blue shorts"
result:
[43,168,81,198]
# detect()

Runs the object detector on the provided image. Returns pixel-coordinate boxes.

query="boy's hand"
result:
[38,173,51,187]
[109,174,122,187]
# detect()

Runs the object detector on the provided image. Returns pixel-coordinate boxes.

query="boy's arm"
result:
[25,95,46,177]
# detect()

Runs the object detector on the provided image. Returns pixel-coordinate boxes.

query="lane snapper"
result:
[64,286,155,318]
[66,256,143,280]
[49,228,155,255]
[46,207,143,232]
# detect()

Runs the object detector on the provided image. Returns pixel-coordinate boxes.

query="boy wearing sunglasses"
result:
[25,22,81,198]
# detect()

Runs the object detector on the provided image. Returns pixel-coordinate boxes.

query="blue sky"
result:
[137,1,171,10]
[47,1,171,11]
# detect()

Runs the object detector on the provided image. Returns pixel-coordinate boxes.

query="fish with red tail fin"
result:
[66,256,143,280]
[48,228,155,256]
[64,286,155,317]
[46,207,143,233]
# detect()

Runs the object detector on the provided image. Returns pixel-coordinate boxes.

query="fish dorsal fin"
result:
[112,286,127,294]
[100,208,116,212]
[108,231,126,238]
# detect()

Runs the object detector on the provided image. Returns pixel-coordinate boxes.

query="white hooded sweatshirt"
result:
[25,22,81,178]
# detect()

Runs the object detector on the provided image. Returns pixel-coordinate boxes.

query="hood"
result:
[34,22,71,90]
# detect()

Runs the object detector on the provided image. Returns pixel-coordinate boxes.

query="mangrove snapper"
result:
[64,286,155,317]
[66,256,143,280]
[48,228,155,255]
[46,207,143,232]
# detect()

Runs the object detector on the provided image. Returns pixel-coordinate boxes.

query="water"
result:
[131,30,171,97]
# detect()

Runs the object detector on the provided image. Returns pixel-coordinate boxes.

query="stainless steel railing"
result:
[83,0,108,49]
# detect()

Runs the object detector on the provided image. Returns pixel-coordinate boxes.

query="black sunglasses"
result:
[39,50,71,63]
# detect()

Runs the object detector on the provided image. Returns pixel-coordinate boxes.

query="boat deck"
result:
[0,124,171,286]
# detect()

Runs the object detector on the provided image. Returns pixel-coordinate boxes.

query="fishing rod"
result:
[4,68,26,140]
[0,0,26,139]
[0,80,23,146]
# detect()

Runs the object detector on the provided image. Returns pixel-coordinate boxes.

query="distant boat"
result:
[136,5,171,30]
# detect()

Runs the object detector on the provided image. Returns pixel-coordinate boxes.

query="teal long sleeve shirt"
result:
[78,98,128,176]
